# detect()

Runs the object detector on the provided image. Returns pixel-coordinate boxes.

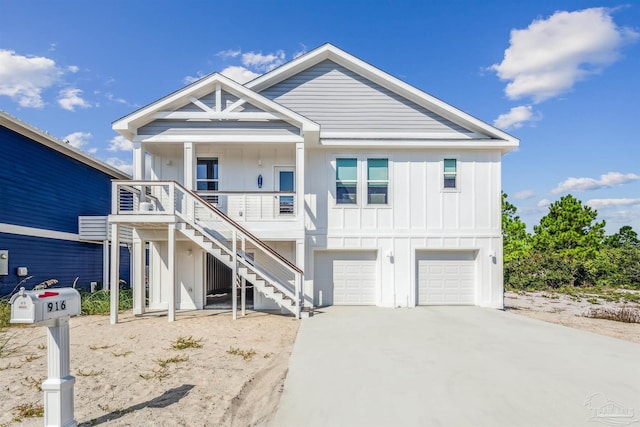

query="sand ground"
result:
[2,293,639,426]
[0,310,299,427]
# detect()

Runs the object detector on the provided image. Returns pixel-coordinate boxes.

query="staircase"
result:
[114,180,308,318]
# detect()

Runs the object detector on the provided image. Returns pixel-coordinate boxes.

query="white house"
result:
[107,43,518,323]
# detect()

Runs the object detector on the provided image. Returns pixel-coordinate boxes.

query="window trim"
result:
[332,156,392,208]
[442,158,459,192]
[366,157,389,206]
[196,157,219,191]
[335,157,359,206]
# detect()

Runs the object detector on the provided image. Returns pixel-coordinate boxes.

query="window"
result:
[367,159,388,204]
[197,158,219,191]
[443,159,457,189]
[336,158,357,204]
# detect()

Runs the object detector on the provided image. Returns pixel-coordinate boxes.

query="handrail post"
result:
[168,183,176,215]
[295,271,302,319]
[232,230,238,320]
[111,181,119,214]
[241,237,246,316]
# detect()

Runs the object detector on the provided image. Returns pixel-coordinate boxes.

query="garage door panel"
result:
[417,251,476,306]
[315,252,377,306]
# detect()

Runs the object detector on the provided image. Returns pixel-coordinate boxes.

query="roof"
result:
[0,110,130,179]
[248,43,519,149]
[112,72,320,140]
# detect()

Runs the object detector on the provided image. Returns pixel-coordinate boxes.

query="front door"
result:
[275,168,295,215]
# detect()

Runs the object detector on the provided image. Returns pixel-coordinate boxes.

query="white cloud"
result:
[217,49,241,59]
[241,50,285,72]
[491,8,639,102]
[586,198,640,209]
[513,190,535,200]
[108,135,133,152]
[57,87,91,111]
[0,49,63,108]
[105,92,128,104]
[293,44,308,59]
[67,65,79,73]
[105,157,133,175]
[88,148,98,154]
[183,72,206,85]
[493,105,540,130]
[64,131,92,149]
[551,172,640,194]
[220,66,260,84]
[537,199,551,208]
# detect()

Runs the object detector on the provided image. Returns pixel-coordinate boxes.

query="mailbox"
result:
[10,287,81,324]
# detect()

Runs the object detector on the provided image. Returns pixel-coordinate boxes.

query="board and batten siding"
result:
[0,233,130,295]
[304,149,501,233]
[0,125,114,234]
[260,59,471,135]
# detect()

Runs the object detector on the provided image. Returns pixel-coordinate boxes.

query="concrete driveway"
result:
[273,306,640,427]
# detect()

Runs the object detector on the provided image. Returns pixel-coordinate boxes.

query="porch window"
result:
[336,158,357,204]
[367,158,388,204]
[197,158,219,190]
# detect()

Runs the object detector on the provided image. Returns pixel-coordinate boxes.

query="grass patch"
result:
[155,354,189,368]
[171,336,203,350]
[0,330,18,359]
[0,299,10,330]
[227,347,257,361]
[585,307,640,323]
[111,350,132,357]
[80,289,133,315]
[21,376,44,391]
[89,344,113,351]
[21,353,42,363]
[12,402,44,422]
[76,368,104,377]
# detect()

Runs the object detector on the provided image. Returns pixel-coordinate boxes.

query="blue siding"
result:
[0,233,130,296]
[0,126,114,234]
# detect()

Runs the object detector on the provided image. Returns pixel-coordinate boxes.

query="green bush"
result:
[80,289,133,315]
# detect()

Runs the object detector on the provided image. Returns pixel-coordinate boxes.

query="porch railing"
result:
[198,191,296,221]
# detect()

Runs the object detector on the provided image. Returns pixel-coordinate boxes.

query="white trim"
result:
[320,139,518,151]
[0,223,100,244]
[135,134,304,144]
[153,111,285,121]
[189,96,214,113]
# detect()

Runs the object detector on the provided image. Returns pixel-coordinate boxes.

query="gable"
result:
[260,60,474,137]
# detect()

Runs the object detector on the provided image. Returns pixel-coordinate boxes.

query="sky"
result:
[1,0,638,234]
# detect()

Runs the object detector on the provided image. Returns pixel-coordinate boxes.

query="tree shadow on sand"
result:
[79,384,195,426]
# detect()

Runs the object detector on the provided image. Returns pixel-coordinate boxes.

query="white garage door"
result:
[417,251,476,305]
[314,251,377,306]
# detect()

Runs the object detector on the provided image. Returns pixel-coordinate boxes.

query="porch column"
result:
[241,237,246,316]
[295,142,304,221]
[167,223,177,322]
[109,223,120,325]
[133,141,145,180]
[132,230,145,315]
[231,230,238,320]
[184,142,195,191]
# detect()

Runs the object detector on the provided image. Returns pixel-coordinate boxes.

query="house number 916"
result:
[47,301,66,312]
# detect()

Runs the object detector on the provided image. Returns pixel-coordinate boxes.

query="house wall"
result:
[261,59,471,135]
[303,148,503,308]
[0,125,130,293]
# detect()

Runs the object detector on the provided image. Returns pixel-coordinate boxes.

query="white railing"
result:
[112,180,304,316]
[198,191,296,221]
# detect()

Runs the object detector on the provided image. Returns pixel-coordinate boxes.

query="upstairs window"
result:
[367,159,388,204]
[443,159,457,189]
[197,158,219,191]
[336,158,357,204]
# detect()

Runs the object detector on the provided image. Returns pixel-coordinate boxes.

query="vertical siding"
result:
[0,233,129,295]
[0,126,114,234]
[260,59,472,135]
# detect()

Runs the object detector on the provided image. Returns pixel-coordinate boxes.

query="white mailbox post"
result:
[10,287,81,427]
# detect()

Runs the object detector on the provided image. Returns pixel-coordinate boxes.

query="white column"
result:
[132,232,145,315]
[232,230,237,320]
[133,141,145,180]
[295,142,305,221]
[184,142,195,190]
[42,317,76,427]
[241,237,246,316]
[109,223,120,325]
[167,223,176,322]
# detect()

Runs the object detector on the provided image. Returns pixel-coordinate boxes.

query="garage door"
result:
[417,251,476,305]
[314,251,377,306]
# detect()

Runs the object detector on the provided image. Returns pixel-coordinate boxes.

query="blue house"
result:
[0,111,130,295]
